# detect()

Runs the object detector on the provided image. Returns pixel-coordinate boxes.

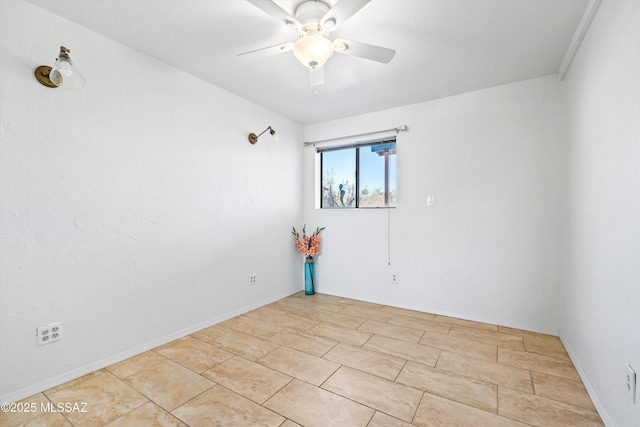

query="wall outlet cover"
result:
[37,322,63,346]
[391,273,399,284]
[626,363,637,404]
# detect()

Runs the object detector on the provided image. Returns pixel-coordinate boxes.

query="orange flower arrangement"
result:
[292,225,325,258]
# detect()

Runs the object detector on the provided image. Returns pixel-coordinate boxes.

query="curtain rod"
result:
[303,125,408,146]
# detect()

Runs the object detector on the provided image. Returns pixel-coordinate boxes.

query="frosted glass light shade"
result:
[293,31,334,68]
[49,48,85,89]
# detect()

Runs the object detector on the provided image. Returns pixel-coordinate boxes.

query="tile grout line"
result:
[15,293,602,427]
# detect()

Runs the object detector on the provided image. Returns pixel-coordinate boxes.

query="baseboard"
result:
[318,289,560,336]
[559,331,614,426]
[0,289,296,404]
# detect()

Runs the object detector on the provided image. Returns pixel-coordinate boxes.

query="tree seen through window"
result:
[320,140,396,208]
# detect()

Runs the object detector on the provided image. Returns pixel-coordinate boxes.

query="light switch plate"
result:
[427,196,435,207]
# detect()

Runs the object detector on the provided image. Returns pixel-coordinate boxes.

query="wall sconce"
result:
[34,46,85,89]
[248,126,279,144]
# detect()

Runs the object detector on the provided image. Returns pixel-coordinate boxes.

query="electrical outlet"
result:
[626,363,637,404]
[391,272,399,284]
[248,274,258,286]
[36,322,63,346]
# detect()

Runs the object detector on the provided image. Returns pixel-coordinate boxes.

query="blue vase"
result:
[304,257,315,295]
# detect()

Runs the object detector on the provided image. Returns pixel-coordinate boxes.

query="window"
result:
[320,139,396,208]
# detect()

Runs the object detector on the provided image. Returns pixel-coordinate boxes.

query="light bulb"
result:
[49,47,85,89]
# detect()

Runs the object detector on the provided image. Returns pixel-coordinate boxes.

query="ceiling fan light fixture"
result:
[293,31,334,68]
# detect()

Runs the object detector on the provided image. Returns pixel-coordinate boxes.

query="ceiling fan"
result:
[239,0,396,70]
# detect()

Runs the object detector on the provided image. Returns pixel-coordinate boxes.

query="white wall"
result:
[4,3,638,425]
[0,0,303,402]
[303,74,566,334]
[562,1,640,426]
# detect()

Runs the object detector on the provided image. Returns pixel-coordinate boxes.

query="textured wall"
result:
[303,75,566,334]
[0,0,303,401]
[562,1,640,426]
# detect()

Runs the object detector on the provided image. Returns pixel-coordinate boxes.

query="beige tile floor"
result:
[1,292,604,427]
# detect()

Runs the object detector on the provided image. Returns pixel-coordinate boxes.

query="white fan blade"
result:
[321,0,371,31]
[333,38,396,63]
[246,0,302,30]
[237,42,294,59]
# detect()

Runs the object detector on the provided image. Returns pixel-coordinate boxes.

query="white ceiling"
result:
[27,0,589,125]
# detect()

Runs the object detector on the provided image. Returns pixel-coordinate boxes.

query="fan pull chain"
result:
[388,206,392,265]
[311,67,318,96]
